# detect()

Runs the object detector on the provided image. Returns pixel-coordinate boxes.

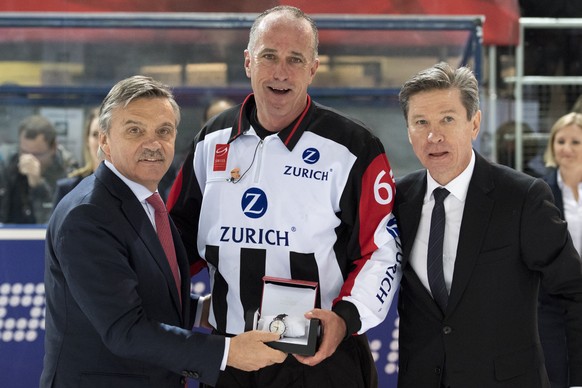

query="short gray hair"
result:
[399,62,480,122]
[247,5,319,60]
[99,75,181,134]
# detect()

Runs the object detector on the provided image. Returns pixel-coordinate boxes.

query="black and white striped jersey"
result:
[169,94,402,336]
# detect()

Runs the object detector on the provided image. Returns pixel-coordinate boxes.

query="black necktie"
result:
[427,187,450,312]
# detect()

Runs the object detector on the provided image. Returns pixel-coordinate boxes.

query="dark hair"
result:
[399,62,480,122]
[248,5,319,59]
[99,75,180,135]
[18,115,57,148]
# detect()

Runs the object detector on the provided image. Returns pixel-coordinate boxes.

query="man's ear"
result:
[471,110,482,141]
[309,58,319,80]
[244,50,251,78]
[99,132,110,159]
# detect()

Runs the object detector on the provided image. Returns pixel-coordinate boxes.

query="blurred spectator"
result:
[53,108,101,206]
[0,115,78,224]
[170,97,236,179]
[204,97,235,122]
[538,112,582,388]
[495,120,547,177]
[542,112,582,254]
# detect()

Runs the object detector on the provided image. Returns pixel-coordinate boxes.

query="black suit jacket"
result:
[543,168,564,217]
[41,163,225,388]
[538,167,570,387]
[394,152,582,387]
[53,175,84,207]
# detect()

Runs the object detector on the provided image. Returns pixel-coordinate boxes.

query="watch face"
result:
[268,319,286,336]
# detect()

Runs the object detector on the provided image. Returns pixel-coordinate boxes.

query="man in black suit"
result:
[394,62,582,387]
[41,75,285,388]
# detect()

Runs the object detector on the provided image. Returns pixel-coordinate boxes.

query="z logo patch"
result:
[241,188,268,219]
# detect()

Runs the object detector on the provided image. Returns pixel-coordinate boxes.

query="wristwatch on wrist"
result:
[268,314,288,337]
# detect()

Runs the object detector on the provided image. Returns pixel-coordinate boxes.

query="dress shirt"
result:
[409,151,475,296]
[103,161,229,370]
[557,169,582,256]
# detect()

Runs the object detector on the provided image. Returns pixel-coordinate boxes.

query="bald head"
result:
[248,5,319,61]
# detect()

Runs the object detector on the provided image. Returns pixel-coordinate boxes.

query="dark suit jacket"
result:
[543,168,564,217]
[538,167,569,387]
[394,152,582,387]
[41,163,225,388]
[53,175,84,207]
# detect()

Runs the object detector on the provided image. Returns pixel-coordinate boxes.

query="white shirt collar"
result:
[556,168,566,191]
[426,150,476,202]
[557,167,582,201]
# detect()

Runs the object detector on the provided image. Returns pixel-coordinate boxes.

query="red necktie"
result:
[146,192,182,302]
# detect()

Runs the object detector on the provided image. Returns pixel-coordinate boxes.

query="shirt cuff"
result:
[193,294,210,327]
[220,338,230,371]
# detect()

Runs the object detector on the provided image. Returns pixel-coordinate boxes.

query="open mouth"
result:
[139,150,165,163]
[269,86,291,95]
[140,158,164,163]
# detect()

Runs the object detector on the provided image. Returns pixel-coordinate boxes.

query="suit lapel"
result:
[446,153,495,314]
[95,164,184,319]
[397,172,426,266]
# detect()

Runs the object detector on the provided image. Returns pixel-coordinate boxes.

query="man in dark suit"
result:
[394,62,582,387]
[41,75,285,388]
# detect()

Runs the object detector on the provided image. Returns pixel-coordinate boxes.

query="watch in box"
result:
[268,314,288,337]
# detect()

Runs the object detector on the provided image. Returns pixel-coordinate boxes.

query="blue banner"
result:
[0,226,398,387]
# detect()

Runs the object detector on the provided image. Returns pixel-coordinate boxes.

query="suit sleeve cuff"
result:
[332,300,361,339]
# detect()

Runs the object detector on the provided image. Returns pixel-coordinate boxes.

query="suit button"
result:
[433,367,442,375]
[443,326,452,334]
[182,370,199,379]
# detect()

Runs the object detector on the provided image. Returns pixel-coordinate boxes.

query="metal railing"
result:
[509,17,582,171]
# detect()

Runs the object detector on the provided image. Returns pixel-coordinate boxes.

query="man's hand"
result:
[294,309,346,366]
[227,330,287,371]
[18,154,43,187]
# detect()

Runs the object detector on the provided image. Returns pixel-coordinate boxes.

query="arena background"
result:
[8,2,576,387]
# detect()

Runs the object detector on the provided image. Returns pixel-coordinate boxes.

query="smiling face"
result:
[244,11,319,132]
[99,97,176,191]
[553,123,582,170]
[407,88,481,185]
